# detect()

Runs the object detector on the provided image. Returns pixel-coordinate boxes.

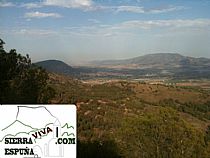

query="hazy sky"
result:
[0,0,210,64]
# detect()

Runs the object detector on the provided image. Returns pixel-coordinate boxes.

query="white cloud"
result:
[19,1,185,15]
[63,19,210,37]
[148,6,186,14]
[116,6,145,13]
[0,2,15,7]
[88,19,100,24]
[24,11,62,19]
[115,5,186,14]
[20,0,94,10]
[8,19,209,38]
[16,29,57,36]
[114,19,210,30]
[0,28,57,36]
[21,3,42,9]
[43,0,92,8]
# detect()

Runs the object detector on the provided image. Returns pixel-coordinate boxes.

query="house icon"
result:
[44,119,64,157]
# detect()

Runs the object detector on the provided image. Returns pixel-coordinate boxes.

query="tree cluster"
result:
[0,39,55,103]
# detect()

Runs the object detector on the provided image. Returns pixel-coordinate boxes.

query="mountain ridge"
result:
[89,53,210,68]
[34,53,210,79]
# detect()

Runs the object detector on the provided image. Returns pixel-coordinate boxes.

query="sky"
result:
[0,0,210,64]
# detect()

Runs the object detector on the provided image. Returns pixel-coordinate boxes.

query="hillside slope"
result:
[48,73,210,158]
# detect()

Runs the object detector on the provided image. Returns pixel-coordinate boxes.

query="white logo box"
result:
[0,105,77,158]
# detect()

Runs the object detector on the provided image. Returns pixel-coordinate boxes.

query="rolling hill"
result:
[35,60,99,77]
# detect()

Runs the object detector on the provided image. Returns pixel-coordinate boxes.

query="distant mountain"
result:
[88,53,210,79]
[35,54,210,79]
[90,53,210,69]
[35,60,76,75]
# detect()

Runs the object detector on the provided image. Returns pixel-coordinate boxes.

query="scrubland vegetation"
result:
[48,73,210,157]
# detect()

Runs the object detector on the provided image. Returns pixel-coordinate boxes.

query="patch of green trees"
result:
[0,38,55,103]
[117,107,209,158]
